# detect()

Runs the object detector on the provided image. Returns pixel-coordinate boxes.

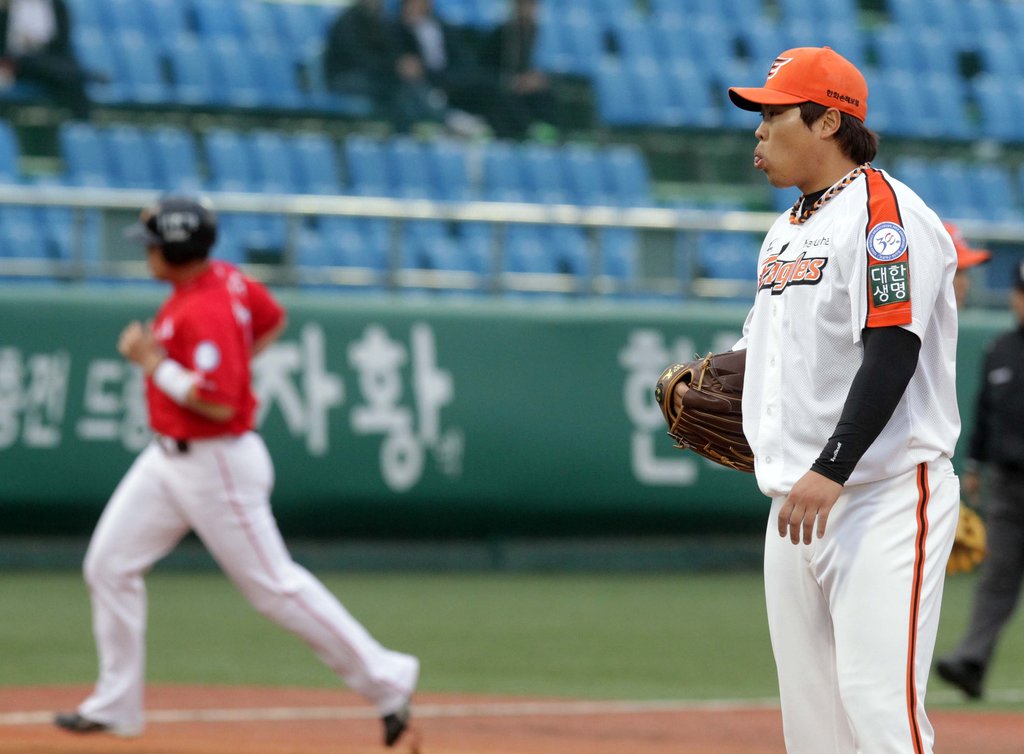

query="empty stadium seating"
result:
[1,0,1023,300]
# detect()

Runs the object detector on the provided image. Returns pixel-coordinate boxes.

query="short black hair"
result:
[798,102,878,165]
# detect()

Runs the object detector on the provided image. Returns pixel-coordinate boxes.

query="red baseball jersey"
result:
[146,261,285,439]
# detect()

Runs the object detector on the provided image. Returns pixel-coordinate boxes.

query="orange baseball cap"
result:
[729,46,868,122]
[944,222,991,269]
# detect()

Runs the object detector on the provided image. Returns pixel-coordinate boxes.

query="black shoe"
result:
[936,658,984,699]
[382,703,410,747]
[54,712,111,734]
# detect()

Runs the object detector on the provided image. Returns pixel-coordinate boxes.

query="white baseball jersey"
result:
[735,167,960,497]
[736,166,962,753]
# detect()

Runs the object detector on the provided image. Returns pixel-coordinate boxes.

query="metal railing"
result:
[0,184,1021,305]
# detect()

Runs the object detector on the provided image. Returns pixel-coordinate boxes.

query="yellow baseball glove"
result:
[946,501,987,575]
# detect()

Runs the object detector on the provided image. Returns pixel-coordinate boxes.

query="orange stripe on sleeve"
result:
[864,170,913,328]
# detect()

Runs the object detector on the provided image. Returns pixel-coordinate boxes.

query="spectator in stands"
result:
[0,0,93,119]
[478,0,555,140]
[322,0,399,118]
[393,0,490,137]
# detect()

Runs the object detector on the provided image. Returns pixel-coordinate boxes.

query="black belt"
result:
[155,435,190,454]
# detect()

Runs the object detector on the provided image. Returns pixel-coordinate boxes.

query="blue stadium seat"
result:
[204,128,258,192]
[520,143,569,204]
[71,28,124,104]
[610,13,658,65]
[464,0,507,29]
[190,0,244,39]
[142,0,190,46]
[313,216,381,272]
[237,0,278,41]
[892,157,943,212]
[425,139,472,202]
[481,141,527,202]
[166,33,221,105]
[104,124,160,188]
[344,135,391,196]
[560,144,613,207]
[594,59,638,126]
[627,58,683,127]
[399,219,449,270]
[219,212,288,260]
[504,226,557,274]
[968,165,1017,222]
[973,74,1024,141]
[0,206,48,260]
[64,0,103,31]
[978,33,1022,79]
[208,36,264,107]
[248,36,306,109]
[715,58,762,129]
[433,0,473,26]
[102,0,147,32]
[0,121,20,184]
[110,29,171,104]
[601,145,651,207]
[291,132,344,195]
[249,130,302,194]
[597,227,637,283]
[150,126,203,192]
[665,61,719,128]
[698,232,759,280]
[383,136,433,199]
[546,225,590,278]
[59,122,111,187]
[267,1,321,52]
[999,1,1024,35]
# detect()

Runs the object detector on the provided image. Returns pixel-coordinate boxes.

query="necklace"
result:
[789,163,871,225]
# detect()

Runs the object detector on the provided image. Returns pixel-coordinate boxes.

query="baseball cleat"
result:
[382,702,410,747]
[935,658,984,699]
[53,712,112,734]
[53,711,141,737]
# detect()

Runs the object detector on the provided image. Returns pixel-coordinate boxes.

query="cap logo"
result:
[157,210,201,243]
[766,56,792,80]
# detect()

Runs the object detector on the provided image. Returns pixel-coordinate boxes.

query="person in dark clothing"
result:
[0,0,92,119]
[321,0,399,114]
[935,258,1024,700]
[478,0,554,139]
[392,0,489,136]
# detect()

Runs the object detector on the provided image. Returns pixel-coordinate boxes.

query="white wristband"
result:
[153,359,199,405]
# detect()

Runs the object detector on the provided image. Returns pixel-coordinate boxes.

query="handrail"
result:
[1,184,1022,303]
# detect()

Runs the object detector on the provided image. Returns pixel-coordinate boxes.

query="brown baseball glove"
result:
[946,501,987,575]
[654,349,754,473]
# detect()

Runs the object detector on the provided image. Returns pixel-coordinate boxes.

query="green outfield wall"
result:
[0,286,1009,538]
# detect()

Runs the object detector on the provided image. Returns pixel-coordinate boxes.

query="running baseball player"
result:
[54,196,419,748]
[720,47,961,752]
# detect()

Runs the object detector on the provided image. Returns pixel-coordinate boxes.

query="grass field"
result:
[2,567,1023,709]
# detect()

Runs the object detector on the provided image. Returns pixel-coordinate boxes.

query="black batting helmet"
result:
[124,195,217,265]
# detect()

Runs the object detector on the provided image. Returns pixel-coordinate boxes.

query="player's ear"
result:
[818,107,842,138]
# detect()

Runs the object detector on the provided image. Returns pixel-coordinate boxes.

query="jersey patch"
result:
[867,222,907,261]
[864,170,912,327]
[193,340,221,372]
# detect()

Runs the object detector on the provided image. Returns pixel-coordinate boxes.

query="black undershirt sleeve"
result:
[810,326,922,485]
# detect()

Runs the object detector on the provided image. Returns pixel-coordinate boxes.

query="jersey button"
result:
[765,456,773,464]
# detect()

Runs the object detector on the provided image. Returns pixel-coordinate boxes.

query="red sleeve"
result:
[245,276,285,342]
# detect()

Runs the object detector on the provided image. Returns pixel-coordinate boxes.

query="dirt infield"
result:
[1,685,1021,753]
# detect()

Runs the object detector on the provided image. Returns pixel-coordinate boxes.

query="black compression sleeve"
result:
[811,326,922,485]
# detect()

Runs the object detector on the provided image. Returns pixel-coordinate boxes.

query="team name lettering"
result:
[758,252,828,294]
[826,89,860,108]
